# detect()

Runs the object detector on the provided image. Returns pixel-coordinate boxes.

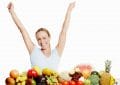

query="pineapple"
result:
[105,60,111,73]
[100,60,111,85]
[110,75,115,85]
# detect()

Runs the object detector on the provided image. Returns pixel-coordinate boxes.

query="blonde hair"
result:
[35,28,51,37]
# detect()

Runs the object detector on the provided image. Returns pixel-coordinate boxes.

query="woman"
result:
[7,1,75,71]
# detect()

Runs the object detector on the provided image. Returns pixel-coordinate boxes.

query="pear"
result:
[32,65,42,75]
[84,79,91,85]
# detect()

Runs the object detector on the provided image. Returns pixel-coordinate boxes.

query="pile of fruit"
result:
[5,65,60,85]
[5,60,116,85]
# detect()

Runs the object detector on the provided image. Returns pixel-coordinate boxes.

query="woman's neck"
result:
[41,47,51,57]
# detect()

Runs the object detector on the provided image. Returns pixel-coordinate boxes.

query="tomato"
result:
[76,80,84,85]
[58,83,63,85]
[27,69,38,78]
[69,80,76,85]
[62,81,69,85]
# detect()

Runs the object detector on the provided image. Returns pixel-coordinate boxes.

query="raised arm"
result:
[56,2,75,56]
[7,2,34,54]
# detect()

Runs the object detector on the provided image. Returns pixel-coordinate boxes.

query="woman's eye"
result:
[43,37,46,39]
[38,38,41,41]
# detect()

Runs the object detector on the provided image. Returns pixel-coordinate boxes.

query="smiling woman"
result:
[7,1,76,71]
[1,0,120,84]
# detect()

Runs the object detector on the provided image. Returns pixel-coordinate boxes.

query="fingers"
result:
[7,2,14,12]
[70,1,76,6]
[70,1,76,9]
[7,2,12,9]
[68,1,76,11]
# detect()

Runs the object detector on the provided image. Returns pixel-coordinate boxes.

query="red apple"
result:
[69,80,76,85]
[27,69,38,78]
[76,80,84,85]
[10,69,19,79]
[5,77,15,85]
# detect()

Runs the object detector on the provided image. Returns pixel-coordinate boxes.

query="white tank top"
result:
[30,46,60,71]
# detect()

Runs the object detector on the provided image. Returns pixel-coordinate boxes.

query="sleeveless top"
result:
[30,46,60,71]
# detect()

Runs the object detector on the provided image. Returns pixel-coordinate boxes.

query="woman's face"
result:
[36,31,50,50]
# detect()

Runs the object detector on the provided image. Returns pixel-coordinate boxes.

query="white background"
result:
[0,0,120,84]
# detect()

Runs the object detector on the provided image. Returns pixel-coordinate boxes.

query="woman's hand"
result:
[68,1,76,12]
[7,2,14,12]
